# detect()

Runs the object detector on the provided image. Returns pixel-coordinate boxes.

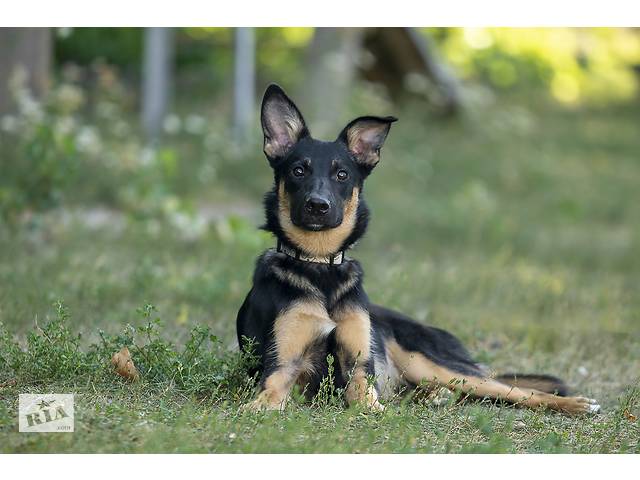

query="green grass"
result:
[1,91,639,453]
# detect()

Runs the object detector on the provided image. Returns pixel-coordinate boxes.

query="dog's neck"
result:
[276,239,345,265]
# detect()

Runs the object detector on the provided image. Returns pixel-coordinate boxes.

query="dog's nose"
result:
[304,195,330,215]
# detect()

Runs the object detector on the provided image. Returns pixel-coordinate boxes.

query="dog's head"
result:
[261,84,396,257]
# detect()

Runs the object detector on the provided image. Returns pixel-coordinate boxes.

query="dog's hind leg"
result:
[387,341,600,415]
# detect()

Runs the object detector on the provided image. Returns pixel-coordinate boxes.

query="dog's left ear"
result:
[337,116,397,169]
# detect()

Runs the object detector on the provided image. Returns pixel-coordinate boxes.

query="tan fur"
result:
[263,109,305,158]
[264,141,280,159]
[346,124,386,166]
[278,182,359,257]
[347,126,380,166]
[495,375,564,394]
[387,341,597,415]
[333,306,371,362]
[273,301,335,362]
[247,368,295,411]
[333,306,383,410]
[246,301,335,411]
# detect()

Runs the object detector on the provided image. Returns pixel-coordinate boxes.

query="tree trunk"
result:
[141,28,175,143]
[233,27,256,145]
[0,28,52,114]
[303,28,364,136]
[360,28,462,115]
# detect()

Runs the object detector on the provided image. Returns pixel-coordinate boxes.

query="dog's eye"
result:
[292,166,305,177]
[336,170,349,181]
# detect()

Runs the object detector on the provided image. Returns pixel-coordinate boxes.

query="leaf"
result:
[111,346,140,381]
[0,378,17,389]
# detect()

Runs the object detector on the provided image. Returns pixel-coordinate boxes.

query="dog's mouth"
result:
[304,223,324,231]
[298,221,338,231]
[293,216,342,231]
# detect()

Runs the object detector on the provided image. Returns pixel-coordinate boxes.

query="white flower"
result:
[1,115,18,133]
[56,27,73,39]
[169,210,208,242]
[163,114,181,134]
[16,90,44,123]
[75,126,102,155]
[55,84,84,113]
[184,114,206,135]
[55,116,76,136]
[139,147,156,167]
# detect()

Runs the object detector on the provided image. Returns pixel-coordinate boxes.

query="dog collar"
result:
[276,240,345,265]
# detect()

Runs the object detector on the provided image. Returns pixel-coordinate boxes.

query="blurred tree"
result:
[431,28,640,105]
[233,28,256,145]
[361,28,462,115]
[55,28,142,69]
[303,28,364,135]
[0,28,52,114]
[302,28,462,130]
[142,28,175,142]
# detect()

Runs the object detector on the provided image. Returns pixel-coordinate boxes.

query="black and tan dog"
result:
[236,84,600,415]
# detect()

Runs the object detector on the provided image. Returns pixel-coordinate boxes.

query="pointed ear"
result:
[261,84,309,162]
[337,116,397,169]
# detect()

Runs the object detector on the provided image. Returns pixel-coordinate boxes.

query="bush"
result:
[0,301,258,402]
[0,74,80,222]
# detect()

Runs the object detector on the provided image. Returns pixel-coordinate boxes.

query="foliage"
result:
[0,301,258,401]
[0,64,247,225]
[0,71,80,222]
[51,27,640,108]
[53,27,314,96]
[429,28,640,105]
[55,28,143,69]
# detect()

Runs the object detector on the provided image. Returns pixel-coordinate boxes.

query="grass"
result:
[1,90,639,453]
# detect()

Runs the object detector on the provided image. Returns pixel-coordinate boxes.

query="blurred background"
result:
[0,29,639,392]
[2,28,640,222]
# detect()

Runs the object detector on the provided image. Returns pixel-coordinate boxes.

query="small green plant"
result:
[311,354,342,409]
[0,301,258,402]
[0,300,88,383]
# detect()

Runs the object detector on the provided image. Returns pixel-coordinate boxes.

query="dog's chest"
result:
[265,251,364,310]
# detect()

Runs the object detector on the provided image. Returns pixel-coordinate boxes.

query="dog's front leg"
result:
[245,300,333,411]
[333,305,383,411]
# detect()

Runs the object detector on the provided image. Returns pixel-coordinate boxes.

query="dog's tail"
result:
[494,373,569,397]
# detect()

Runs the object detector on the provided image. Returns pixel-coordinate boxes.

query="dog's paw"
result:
[585,398,601,414]
[561,396,601,415]
[241,397,285,413]
[360,394,385,412]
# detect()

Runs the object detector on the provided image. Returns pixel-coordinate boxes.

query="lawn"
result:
[1,91,639,453]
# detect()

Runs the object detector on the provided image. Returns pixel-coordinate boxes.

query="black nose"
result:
[304,195,330,215]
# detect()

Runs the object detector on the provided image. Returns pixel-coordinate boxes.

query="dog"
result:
[236,84,600,415]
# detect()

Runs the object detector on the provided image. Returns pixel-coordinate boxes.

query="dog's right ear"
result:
[261,84,309,163]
